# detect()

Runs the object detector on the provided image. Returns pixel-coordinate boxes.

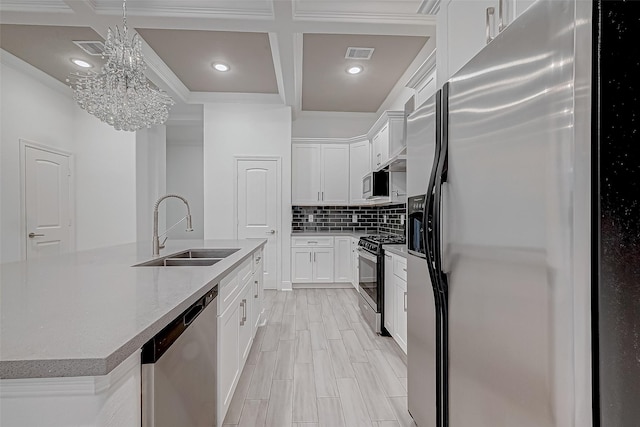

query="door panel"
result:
[333,237,352,282]
[313,248,334,283]
[320,145,349,204]
[25,146,72,259]
[292,145,321,204]
[292,248,313,283]
[237,159,279,289]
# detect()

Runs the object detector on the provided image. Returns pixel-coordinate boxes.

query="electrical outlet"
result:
[384,214,388,223]
[400,214,405,225]
[308,214,313,223]
[352,213,358,223]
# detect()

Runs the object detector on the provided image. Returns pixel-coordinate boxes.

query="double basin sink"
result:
[135,248,240,267]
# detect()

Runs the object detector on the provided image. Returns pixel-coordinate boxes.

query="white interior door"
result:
[237,159,279,290]
[24,145,73,260]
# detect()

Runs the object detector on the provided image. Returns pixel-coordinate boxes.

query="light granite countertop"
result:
[382,244,408,258]
[0,239,266,379]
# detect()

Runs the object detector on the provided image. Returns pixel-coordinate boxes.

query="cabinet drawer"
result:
[393,256,407,281]
[292,236,334,247]
[237,257,253,286]
[219,272,240,315]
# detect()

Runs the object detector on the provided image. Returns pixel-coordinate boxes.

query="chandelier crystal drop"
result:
[69,0,174,132]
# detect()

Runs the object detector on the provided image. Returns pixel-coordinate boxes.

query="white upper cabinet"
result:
[437,0,536,84]
[321,145,350,205]
[349,139,371,205]
[292,144,322,204]
[292,144,349,206]
[368,111,405,172]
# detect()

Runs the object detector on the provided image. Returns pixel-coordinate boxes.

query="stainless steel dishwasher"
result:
[141,286,217,427]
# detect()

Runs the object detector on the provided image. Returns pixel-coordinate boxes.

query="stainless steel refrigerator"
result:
[407,0,640,426]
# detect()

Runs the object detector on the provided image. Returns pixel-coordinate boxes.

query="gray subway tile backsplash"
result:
[292,204,406,237]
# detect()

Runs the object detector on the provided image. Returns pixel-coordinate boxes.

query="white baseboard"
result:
[292,283,353,289]
[281,280,293,291]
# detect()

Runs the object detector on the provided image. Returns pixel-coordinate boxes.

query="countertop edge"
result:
[382,244,408,258]
[0,240,266,380]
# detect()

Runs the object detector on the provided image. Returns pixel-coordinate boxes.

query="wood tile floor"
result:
[223,288,417,427]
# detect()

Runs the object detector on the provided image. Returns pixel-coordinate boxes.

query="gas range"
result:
[358,234,406,254]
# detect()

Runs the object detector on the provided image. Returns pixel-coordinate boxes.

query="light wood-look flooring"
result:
[223,288,416,427]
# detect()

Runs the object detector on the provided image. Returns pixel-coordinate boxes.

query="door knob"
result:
[28,232,45,238]
[266,230,276,234]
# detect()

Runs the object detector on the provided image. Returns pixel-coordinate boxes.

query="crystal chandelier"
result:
[69,0,174,131]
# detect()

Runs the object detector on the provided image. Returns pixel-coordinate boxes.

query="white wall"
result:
[203,104,292,289]
[0,54,137,262]
[166,139,204,240]
[136,126,167,247]
[292,112,376,139]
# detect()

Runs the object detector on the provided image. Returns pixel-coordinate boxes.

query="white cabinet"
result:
[349,139,371,205]
[321,145,350,204]
[334,237,352,283]
[384,253,395,335]
[217,248,264,426]
[372,123,389,170]
[351,237,359,290]
[437,0,536,84]
[291,245,335,283]
[292,144,322,204]
[394,274,408,353]
[292,144,349,205]
[219,298,240,416]
[383,251,408,354]
[368,111,405,172]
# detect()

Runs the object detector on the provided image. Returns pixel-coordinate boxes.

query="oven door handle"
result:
[357,248,378,263]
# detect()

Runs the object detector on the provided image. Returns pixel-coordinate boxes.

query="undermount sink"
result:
[134,248,240,267]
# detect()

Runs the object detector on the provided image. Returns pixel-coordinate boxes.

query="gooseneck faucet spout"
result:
[153,194,193,256]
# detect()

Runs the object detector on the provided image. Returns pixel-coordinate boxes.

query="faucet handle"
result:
[159,236,168,249]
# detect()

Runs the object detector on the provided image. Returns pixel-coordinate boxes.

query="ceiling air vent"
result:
[345,47,375,60]
[73,40,106,56]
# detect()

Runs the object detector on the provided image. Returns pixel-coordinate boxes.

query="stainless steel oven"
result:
[357,246,381,333]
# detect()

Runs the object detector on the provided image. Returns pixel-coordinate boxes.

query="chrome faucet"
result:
[153,194,193,256]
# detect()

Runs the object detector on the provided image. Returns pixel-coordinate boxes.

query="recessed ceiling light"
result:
[346,65,363,75]
[71,58,93,68]
[213,62,230,72]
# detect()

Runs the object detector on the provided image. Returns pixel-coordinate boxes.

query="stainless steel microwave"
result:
[362,170,389,199]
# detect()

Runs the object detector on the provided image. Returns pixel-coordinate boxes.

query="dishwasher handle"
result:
[184,302,204,327]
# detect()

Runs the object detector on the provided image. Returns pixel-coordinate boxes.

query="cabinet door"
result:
[321,145,350,205]
[349,140,371,205]
[384,253,395,335]
[292,248,314,283]
[292,144,321,204]
[333,237,352,283]
[351,238,359,289]
[252,260,264,332]
[394,276,408,354]
[239,282,253,364]
[219,302,240,416]
[313,248,335,283]
[444,0,496,80]
[372,132,382,170]
[378,123,390,166]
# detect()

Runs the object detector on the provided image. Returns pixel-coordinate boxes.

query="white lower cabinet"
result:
[351,238,359,290]
[217,248,264,426]
[312,247,335,282]
[334,237,352,283]
[384,253,395,335]
[218,298,240,418]
[291,237,336,284]
[394,274,408,353]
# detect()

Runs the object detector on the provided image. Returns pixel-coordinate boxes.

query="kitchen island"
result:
[0,239,266,426]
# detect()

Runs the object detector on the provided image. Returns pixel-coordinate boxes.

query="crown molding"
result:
[0,49,73,100]
[292,10,436,26]
[0,0,72,13]
[405,49,437,89]
[292,135,368,145]
[91,4,273,20]
[417,0,441,15]
[188,91,283,105]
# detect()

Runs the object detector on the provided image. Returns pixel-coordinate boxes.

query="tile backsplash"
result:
[292,204,406,237]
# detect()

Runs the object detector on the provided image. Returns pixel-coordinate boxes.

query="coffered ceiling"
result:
[0,0,437,117]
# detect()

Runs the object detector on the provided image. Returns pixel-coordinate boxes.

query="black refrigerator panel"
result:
[595,1,640,426]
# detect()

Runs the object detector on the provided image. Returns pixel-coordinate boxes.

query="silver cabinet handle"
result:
[240,300,245,326]
[28,232,45,238]
[308,241,318,244]
[404,291,407,312]
[322,192,324,201]
[318,192,320,201]
[498,0,506,32]
[254,280,259,298]
[266,230,275,234]
[242,298,247,323]
[256,256,262,262]
[486,7,496,44]
[313,252,316,262]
